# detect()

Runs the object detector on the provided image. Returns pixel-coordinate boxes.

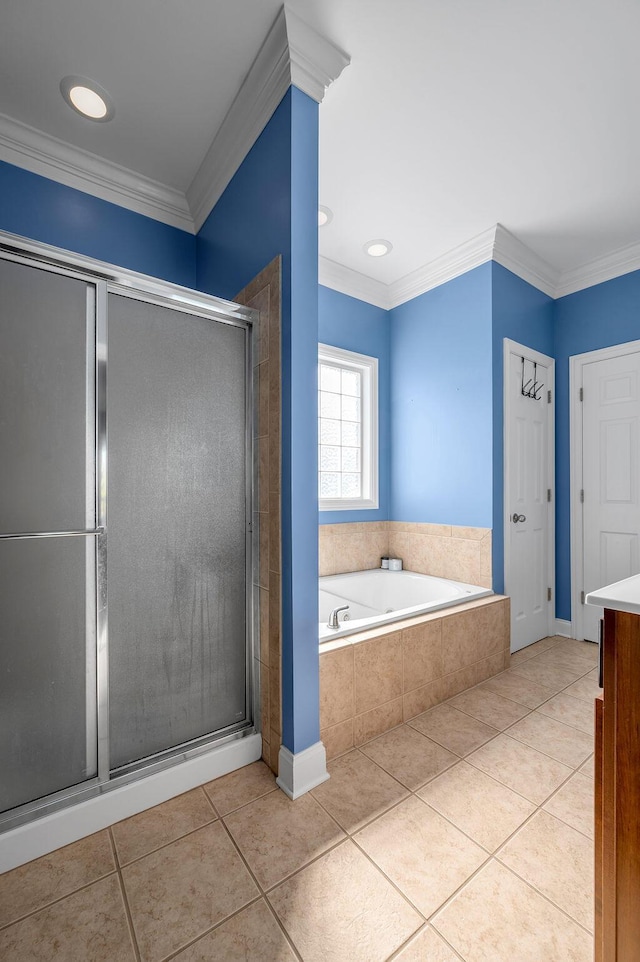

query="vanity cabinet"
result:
[593,606,640,962]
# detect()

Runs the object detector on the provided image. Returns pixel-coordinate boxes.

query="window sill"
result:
[319,498,379,512]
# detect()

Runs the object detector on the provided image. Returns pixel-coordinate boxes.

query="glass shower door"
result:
[0,258,98,814]
[107,294,249,771]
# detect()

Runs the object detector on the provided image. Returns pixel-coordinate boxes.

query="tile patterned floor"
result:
[0,635,598,961]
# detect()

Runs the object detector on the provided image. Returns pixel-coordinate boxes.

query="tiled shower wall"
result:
[236,257,282,775]
[320,521,492,588]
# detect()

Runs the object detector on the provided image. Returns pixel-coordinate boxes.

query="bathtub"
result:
[319,569,492,642]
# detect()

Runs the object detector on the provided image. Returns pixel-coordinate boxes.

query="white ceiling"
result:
[1,0,639,288]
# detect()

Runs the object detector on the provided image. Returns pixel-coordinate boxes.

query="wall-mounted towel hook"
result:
[521,357,543,400]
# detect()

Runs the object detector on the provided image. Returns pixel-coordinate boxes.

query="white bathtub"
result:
[319,569,492,642]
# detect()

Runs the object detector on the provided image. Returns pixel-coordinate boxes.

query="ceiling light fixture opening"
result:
[60,76,115,122]
[318,206,333,227]
[364,239,393,257]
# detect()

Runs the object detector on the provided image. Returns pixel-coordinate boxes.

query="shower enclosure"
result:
[0,236,257,830]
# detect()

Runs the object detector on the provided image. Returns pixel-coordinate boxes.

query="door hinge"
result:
[581,590,585,604]
[547,587,552,602]
[547,389,552,403]
[580,489,584,503]
[547,488,552,502]
[579,387,583,401]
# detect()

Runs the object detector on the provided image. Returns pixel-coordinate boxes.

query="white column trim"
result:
[276,742,329,799]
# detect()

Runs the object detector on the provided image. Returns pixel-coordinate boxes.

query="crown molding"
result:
[285,7,350,103]
[319,255,390,309]
[187,5,350,232]
[492,224,559,298]
[0,112,195,233]
[556,239,640,298]
[387,226,497,308]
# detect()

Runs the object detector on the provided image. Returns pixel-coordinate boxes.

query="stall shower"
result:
[0,239,256,832]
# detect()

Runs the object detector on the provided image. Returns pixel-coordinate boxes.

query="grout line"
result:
[0,867,120,933]
[261,892,305,962]
[112,815,219,870]
[493,859,595,937]
[158,895,264,962]
[114,867,142,962]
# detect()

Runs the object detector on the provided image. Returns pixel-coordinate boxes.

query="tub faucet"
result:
[327,605,349,629]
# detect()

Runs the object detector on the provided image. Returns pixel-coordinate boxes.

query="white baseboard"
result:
[276,741,329,799]
[554,619,573,638]
[0,733,262,874]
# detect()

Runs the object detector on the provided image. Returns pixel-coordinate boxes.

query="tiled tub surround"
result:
[319,569,492,641]
[0,635,598,962]
[320,594,510,759]
[320,520,492,588]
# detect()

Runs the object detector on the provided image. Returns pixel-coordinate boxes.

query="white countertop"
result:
[585,573,640,614]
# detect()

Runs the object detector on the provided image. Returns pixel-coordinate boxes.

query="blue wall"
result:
[491,264,554,592]
[0,161,195,286]
[197,87,320,755]
[554,270,640,620]
[318,285,391,523]
[389,263,494,527]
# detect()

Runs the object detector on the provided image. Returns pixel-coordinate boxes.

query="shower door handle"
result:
[0,526,105,540]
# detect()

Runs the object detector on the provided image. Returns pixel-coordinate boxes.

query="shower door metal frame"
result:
[0,231,259,833]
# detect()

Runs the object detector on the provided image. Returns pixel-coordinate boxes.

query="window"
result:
[318,344,378,510]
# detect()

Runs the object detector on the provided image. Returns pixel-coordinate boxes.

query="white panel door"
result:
[582,351,640,640]
[505,343,554,652]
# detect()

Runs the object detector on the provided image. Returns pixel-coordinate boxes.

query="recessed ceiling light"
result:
[364,239,393,257]
[60,76,114,122]
[318,206,333,227]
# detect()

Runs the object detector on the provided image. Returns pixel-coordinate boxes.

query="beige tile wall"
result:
[320,596,509,760]
[388,522,492,588]
[319,521,492,588]
[319,522,389,577]
[236,258,282,775]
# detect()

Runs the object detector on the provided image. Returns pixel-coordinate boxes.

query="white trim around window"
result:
[318,343,379,511]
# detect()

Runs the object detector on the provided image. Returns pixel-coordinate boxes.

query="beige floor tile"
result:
[565,669,602,704]
[0,874,136,962]
[543,771,594,838]
[204,760,277,816]
[536,692,595,734]
[394,925,461,961]
[408,703,499,757]
[224,789,345,889]
[355,796,487,917]
[467,734,572,805]
[433,859,593,962]
[580,754,595,778]
[510,637,562,667]
[448,688,529,730]
[0,830,115,929]
[122,821,258,962]
[311,749,408,833]
[360,725,458,790]
[418,762,535,852]
[506,711,593,769]
[171,899,296,961]
[269,839,422,962]
[111,788,215,865]
[555,638,600,662]
[479,669,555,709]
[510,658,583,691]
[528,647,597,678]
[498,811,594,930]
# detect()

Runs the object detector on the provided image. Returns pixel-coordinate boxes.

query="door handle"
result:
[512,513,526,523]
